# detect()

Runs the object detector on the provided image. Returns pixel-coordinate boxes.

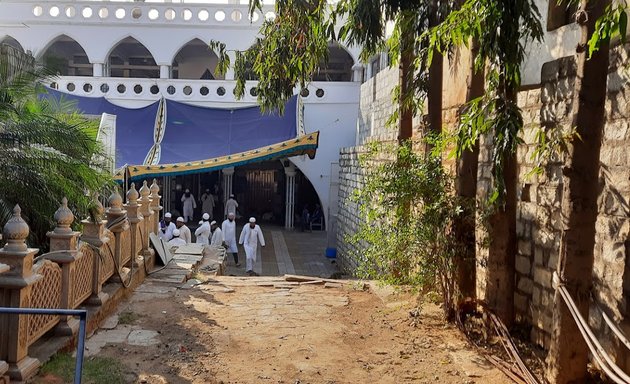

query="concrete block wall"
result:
[338,42,630,356]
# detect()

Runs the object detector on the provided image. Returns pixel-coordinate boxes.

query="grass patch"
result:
[118,310,140,325]
[39,353,126,383]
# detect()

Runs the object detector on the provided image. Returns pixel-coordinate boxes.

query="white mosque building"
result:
[0,0,367,232]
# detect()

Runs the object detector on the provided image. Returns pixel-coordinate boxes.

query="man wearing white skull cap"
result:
[238,217,265,276]
[175,216,192,244]
[194,212,211,245]
[159,212,176,241]
[222,212,239,266]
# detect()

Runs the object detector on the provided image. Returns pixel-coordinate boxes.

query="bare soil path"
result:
[83,275,509,384]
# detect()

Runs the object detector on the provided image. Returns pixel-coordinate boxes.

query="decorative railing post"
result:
[0,205,42,380]
[149,179,162,235]
[139,181,155,267]
[82,194,110,306]
[106,190,129,283]
[44,198,80,335]
[125,183,142,268]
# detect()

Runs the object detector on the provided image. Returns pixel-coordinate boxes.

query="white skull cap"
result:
[172,229,180,237]
[228,212,235,217]
[249,217,256,223]
[164,212,172,218]
[176,216,184,222]
[210,220,217,226]
[202,213,210,220]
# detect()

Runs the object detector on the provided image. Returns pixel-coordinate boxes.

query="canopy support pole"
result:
[284,164,296,229]
[222,167,235,217]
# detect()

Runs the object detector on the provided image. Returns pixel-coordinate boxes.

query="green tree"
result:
[426,0,543,325]
[0,44,113,247]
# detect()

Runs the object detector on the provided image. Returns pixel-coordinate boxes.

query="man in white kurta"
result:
[224,194,239,218]
[222,212,239,266]
[168,229,187,248]
[201,189,215,220]
[181,189,197,222]
[210,221,223,247]
[175,216,192,244]
[194,213,211,245]
[159,212,176,241]
[239,217,265,275]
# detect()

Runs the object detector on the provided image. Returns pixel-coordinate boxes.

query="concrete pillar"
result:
[225,52,236,80]
[138,181,155,267]
[149,179,163,234]
[125,183,142,268]
[352,63,364,83]
[92,63,104,77]
[0,205,42,381]
[159,64,170,79]
[105,190,129,283]
[222,167,235,203]
[284,164,296,229]
[82,193,109,306]
[45,197,81,336]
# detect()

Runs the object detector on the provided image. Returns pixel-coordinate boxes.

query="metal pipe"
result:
[0,307,87,384]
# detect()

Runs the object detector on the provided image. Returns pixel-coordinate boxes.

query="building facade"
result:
[0,0,365,229]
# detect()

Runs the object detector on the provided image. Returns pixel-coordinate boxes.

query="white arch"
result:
[105,35,160,66]
[36,33,90,61]
[0,35,25,52]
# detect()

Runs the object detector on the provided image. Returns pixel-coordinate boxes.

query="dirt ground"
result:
[65,274,510,384]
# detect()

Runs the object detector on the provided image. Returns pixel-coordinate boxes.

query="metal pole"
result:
[0,307,88,384]
[75,311,87,384]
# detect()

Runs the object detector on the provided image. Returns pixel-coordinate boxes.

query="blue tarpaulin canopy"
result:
[41,88,316,180]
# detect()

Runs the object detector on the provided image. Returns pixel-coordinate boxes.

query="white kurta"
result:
[168,237,187,247]
[201,193,215,219]
[221,219,238,253]
[194,221,211,245]
[238,224,265,271]
[210,227,223,247]
[224,198,238,217]
[178,225,192,244]
[181,194,197,221]
[159,222,176,241]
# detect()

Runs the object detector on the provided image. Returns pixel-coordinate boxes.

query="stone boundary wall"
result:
[338,43,630,358]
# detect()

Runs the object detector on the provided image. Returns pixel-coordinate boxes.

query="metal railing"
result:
[0,307,87,384]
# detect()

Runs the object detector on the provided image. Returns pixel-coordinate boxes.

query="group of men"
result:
[159,194,265,276]
[179,187,240,224]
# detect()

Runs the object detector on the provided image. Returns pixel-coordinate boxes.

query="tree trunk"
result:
[546,0,610,382]
[454,40,484,299]
[426,1,443,154]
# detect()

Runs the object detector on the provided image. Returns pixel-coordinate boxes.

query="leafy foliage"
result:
[425,0,543,204]
[348,139,468,318]
[0,44,113,247]
[213,0,333,113]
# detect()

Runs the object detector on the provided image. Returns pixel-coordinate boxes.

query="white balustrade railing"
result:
[3,1,274,28]
[48,76,361,105]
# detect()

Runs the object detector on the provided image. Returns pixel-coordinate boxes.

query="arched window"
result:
[172,38,223,80]
[39,35,92,76]
[0,36,24,52]
[313,42,354,82]
[108,37,158,78]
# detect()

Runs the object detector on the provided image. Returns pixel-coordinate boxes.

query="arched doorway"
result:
[172,38,224,80]
[313,42,354,82]
[39,35,92,76]
[107,37,158,78]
